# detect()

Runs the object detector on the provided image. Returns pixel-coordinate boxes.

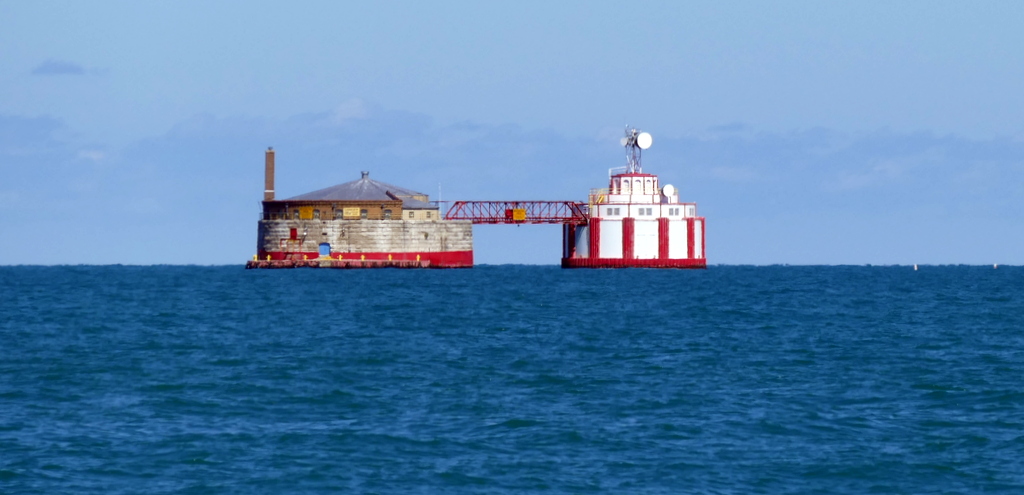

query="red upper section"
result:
[611,173,658,178]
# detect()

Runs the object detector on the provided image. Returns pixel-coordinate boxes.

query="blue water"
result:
[2,265,1023,494]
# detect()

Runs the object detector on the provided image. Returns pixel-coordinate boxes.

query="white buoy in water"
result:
[914,264,918,271]
[994,264,998,269]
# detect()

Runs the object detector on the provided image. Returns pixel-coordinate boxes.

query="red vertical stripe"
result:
[687,218,695,259]
[700,218,706,260]
[658,217,669,259]
[623,217,635,259]
[565,222,573,257]
[589,218,601,259]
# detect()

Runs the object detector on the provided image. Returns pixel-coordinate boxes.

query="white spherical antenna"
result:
[636,132,653,149]
[662,184,675,196]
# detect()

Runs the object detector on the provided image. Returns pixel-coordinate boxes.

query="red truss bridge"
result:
[444,201,589,225]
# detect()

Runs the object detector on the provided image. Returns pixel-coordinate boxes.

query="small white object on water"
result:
[914,264,918,271]
[994,264,998,269]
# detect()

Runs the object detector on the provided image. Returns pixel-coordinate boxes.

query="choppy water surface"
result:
[2,265,1023,494]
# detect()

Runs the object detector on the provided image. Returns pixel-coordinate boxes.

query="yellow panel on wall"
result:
[343,207,361,219]
[299,207,314,220]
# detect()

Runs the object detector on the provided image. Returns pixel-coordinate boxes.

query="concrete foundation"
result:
[252,219,474,268]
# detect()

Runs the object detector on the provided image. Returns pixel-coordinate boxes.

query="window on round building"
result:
[408,211,415,219]
[313,209,320,219]
[360,209,368,219]
[384,209,392,219]
[293,210,300,219]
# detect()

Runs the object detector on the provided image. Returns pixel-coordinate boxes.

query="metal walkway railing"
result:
[443,201,589,225]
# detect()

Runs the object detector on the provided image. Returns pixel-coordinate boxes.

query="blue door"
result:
[319,243,330,257]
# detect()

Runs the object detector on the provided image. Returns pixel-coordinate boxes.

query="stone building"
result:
[248,148,473,268]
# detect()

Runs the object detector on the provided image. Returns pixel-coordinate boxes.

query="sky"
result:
[1,1,1022,265]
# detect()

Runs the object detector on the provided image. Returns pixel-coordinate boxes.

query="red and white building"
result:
[561,129,706,268]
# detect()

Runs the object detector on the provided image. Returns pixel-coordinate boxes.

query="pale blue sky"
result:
[1,1,1022,264]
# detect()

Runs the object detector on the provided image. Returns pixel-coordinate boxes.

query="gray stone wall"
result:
[258,220,473,253]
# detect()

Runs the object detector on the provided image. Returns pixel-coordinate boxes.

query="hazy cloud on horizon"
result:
[30,59,86,76]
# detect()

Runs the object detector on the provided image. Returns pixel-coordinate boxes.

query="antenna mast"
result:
[621,127,652,173]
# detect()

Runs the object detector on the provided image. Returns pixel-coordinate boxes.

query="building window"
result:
[384,209,392,220]
[293,210,300,219]
[335,209,344,219]
[313,209,320,219]
[360,209,368,220]
[408,211,415,219]
[426,211,432,219]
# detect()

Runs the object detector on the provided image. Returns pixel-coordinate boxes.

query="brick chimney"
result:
[264,147,275,201]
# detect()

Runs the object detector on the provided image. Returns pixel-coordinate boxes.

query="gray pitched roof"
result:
[286,171,436,209]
